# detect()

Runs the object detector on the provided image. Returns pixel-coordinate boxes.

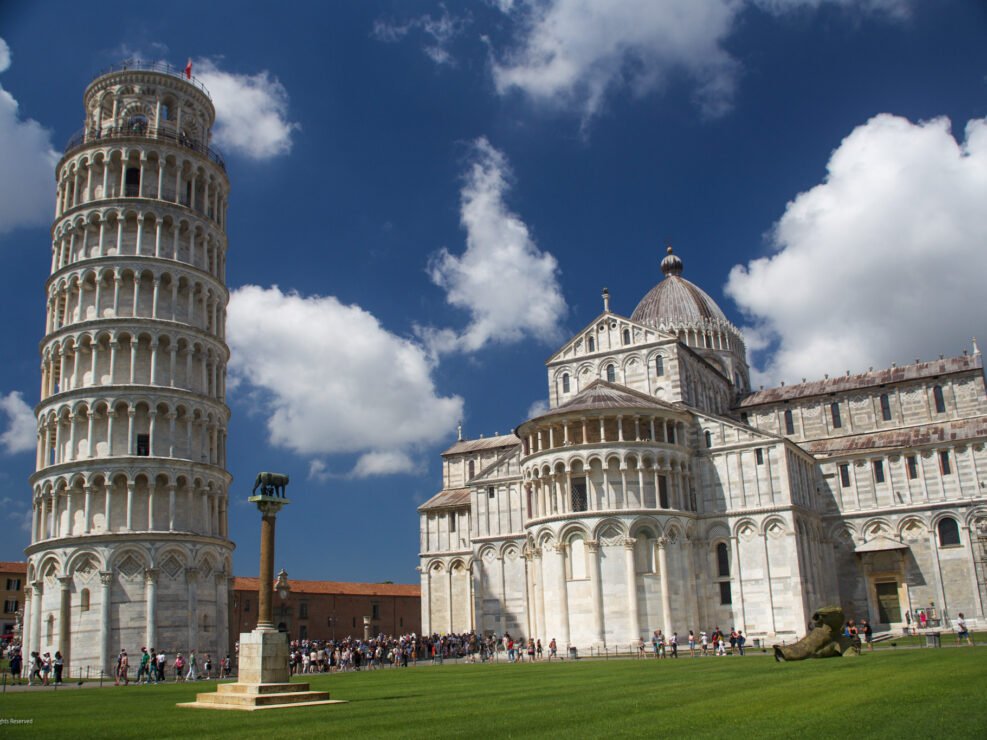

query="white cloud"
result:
[726,114,987,386]
[423,137,567,354]
[0,391,36,455]
[372,5,471,66]
[492,0,741,121]
[0,37,60,236]
[351,450,422,478]
[194,59,299,160]
[227,286,462,475]
[526,398,549,419]
[491,0,908,124]
[307,459,331,482]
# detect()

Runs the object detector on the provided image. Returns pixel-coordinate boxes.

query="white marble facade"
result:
[23,62,234,675]
[419,249,987,647]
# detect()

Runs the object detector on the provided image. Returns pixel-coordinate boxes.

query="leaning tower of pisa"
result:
[23,61,235,676]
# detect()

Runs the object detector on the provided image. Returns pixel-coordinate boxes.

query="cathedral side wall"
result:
[744,371,987,444]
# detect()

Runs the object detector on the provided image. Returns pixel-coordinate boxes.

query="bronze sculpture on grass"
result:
[774,606,860,661]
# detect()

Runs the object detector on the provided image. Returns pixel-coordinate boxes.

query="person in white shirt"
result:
[955,613,973,646]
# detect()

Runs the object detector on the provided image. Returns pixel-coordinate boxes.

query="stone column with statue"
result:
[180,474,340,711]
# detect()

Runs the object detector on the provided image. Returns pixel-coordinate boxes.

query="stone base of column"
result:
[178,628,343,712]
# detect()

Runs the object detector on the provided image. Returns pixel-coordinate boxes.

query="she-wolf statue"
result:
[252,471,290,498]
[774,606,860,661]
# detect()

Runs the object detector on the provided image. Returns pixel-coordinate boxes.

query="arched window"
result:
[830,402,842,429]
[715,542,732,604]
[655,355,664,376]
[568,537,587,580]
[937,517,960,547]
[80,588,91,611]
[635,531,655,573]
[622,329,631,345]
[587,336,595,352]
[784,409,794,435]
[933,385,946,414]
[606,364,615,383]
[467,460,475,479]
[658,475,669,509]
[562,373,570,393]
[704,430,712,448]
[716,542,730,577]
[125,167,141,197]
[127,114,147,134]
[880,393,892,421]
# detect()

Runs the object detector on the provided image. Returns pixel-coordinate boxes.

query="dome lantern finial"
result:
[660,245,683,277]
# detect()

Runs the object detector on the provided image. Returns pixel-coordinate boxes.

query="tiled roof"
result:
[801,417,987,455]
[418,488,471,511]
[232,577,419,598]
[631,274,728,326]
[442,434,520,456]
[531,380,678,421]
[0,562,27,574]
[737,355,984,408]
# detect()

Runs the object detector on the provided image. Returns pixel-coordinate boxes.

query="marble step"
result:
[194,689,331,706]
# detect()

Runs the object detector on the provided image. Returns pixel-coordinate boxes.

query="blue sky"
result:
[1,0,986,583]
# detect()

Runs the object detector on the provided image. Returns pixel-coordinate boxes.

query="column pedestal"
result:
[180,495,342,711]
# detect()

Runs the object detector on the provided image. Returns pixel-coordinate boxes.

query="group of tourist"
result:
[112,648,233,684]
[638,627,748,658]
[288,637,416,672]
[283,631,564,672]
[5,649,66,685]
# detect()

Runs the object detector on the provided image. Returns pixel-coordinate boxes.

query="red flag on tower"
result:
[185,58,192,79]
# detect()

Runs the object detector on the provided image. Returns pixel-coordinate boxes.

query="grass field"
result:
[1,649,984,738]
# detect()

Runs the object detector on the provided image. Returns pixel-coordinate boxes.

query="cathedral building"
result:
[418,247,987,647]
[23,61,234,675]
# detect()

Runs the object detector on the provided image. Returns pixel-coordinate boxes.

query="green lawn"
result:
[1,649,984,738]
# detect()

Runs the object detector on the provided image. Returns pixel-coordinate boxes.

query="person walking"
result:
[186,650,198,681]
[9,649,22,684]
[548,638,557,660]
[29,651,42,686]
[174,653,185,681]
[113,650,130,686]
[861,620,874,652]
[955,613,974,646]
[737,631,746,656]
[53,651,64,685]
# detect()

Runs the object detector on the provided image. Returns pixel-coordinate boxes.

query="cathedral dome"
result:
[630,247,728,327]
